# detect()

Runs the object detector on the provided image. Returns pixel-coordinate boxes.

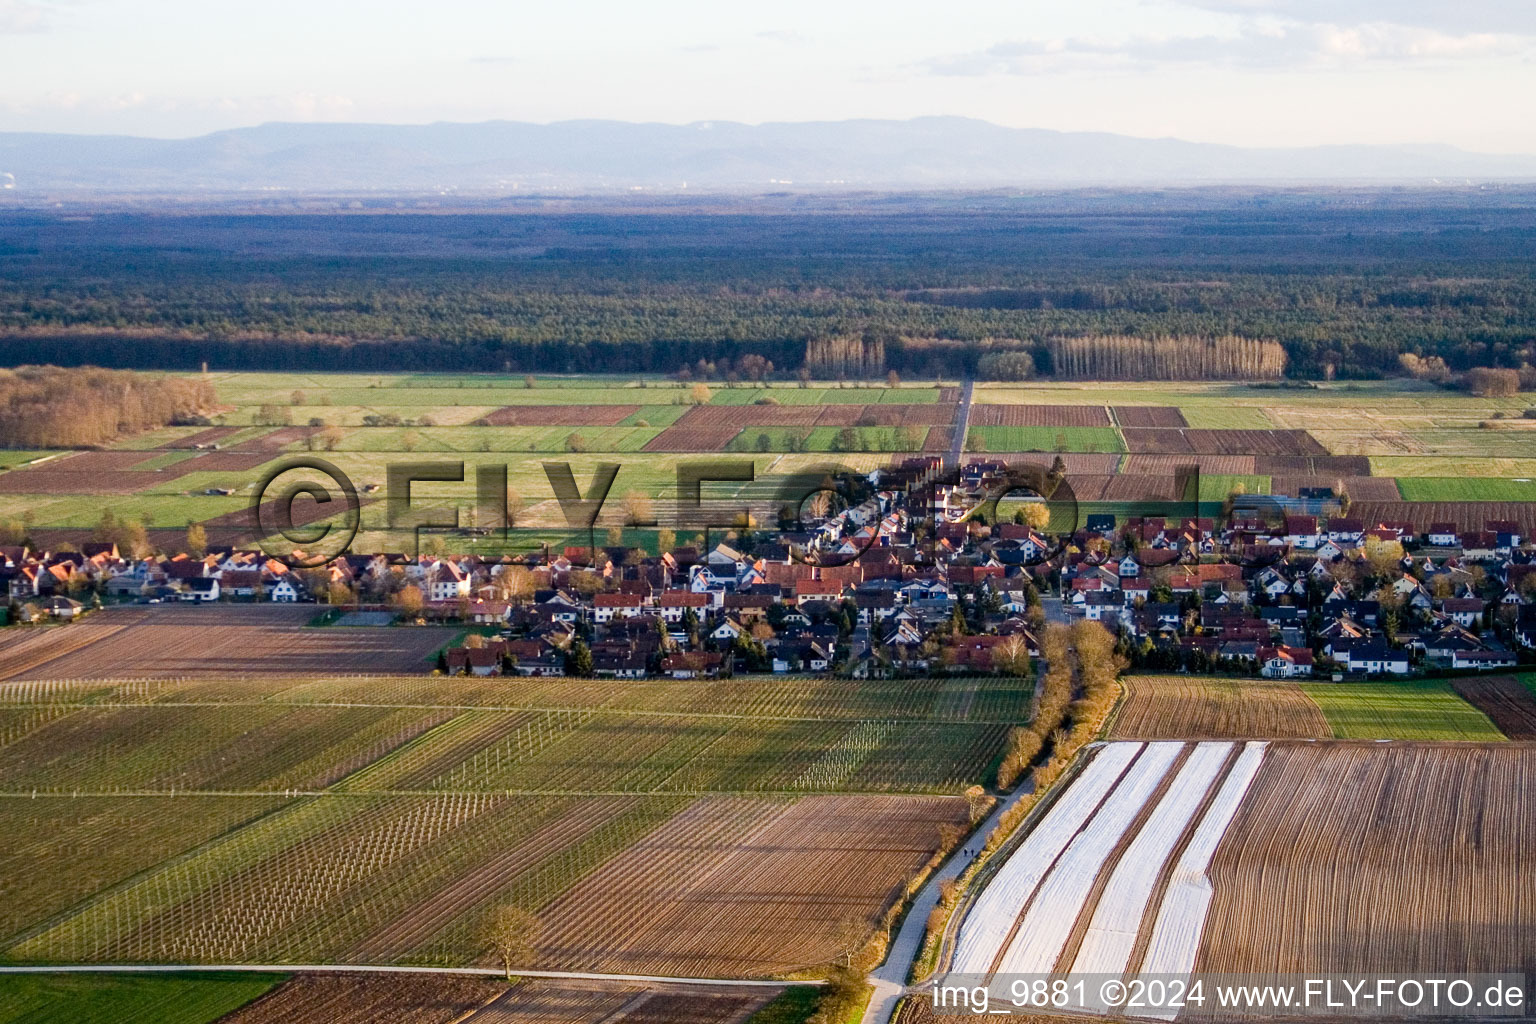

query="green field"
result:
[616,404,691,426]
[1197,474,1271,501]
[746,985,822,1024]
[1395,476,1536,501]
[0,451,67,469]
[1301,680,1507,741]
[0,972,284,1024]
[966,426,1126,453]
[1177,406,1276,429]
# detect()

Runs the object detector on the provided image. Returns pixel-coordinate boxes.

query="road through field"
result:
[945,379,974,471]
[862,774,1034,1024]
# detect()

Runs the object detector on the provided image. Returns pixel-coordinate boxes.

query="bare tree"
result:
[622,489,654,526]
[992,633,1031,676]
[483,905,540,980]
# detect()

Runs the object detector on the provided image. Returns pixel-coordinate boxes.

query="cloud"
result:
[927,21,1529,75]
[756,29,809,45]
[1169,0,1536,36]
[0,0,50,33]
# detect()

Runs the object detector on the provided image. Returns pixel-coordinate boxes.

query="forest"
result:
[1,187,1535,379]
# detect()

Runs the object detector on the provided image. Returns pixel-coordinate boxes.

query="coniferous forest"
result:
[2,188,1535,379]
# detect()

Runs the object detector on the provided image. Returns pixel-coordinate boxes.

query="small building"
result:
[1259,644,1314,679]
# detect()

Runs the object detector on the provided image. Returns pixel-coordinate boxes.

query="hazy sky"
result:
[3,0,1534,151]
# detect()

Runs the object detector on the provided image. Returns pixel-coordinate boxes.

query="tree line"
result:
[0,365,215,448]
[1046,335,1286,381]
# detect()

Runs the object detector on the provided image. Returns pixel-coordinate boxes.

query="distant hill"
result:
[2,117,1535,192]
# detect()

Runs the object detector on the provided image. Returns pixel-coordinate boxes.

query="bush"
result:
[976,350,1037,381]
[1465,367,1520,397]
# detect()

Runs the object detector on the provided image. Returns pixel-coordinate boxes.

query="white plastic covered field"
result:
[951,740,1268,985]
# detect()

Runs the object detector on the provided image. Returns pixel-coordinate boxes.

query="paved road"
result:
[945,379,975,471]
[861,780,1033,1024]
[1040,596,1070,625]
[0,964,813,988]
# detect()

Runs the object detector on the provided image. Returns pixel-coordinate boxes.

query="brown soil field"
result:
[896,998,1086,1024]
[0,623,126,680]
[1253,454,1373,475]
[1120,429,1196,455]
[1196,742,1536,975]
[179,450,276,472]
[1451,677,1536,740]
[1188,430,1327,456]
[1098,474,1190,501]
[675,404,826,427]
[1062,475,1189,502]
[1109,677,1331,740]
[1025,453,1124,475]
[642,424,744,452]
[1121,429,1326,456]
[1112,406,1188,428]
[101,604,319,625]
[0,446,281,495]
[1120,454,1256,475]
[971,405,1111,427]
[0,451,167,494]
[220,972,508,1024]
[478,405,639,426]
[531,794,969,976]
[466,979,773,1023]
[1351,501,1535,535]
[923,426,953,451]
[840,404,957,427]
[668,403,955,429]
[2,607,453,679]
